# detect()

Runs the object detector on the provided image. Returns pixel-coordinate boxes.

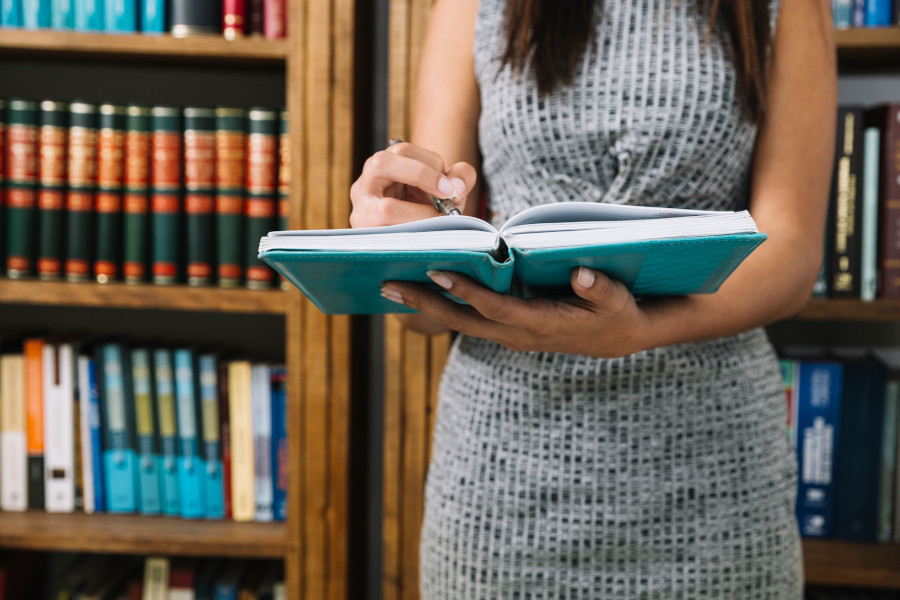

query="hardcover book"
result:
[173,348,206,519]
[98,343,138,513]
[140,0,163,33]
[150,106,182,285]
[95,104,126,283]
[22,0,50,28]
[36,100,67,280]
[65,102,97,282]
[215,107,246,288]
[5,99,38,279]
[1,0,22,26]
[872,104,900,298]
[51,0,73,28]
[184,107,216,286]
[131,347,162,515]
[123,105,152,284]
[153,348,181,517]
[73,0,102,30]
[251,363,273,522]
[104,0,135,32]
[829,106,864,298]
[198,353,224,519]
[245,108,278,289]
[260,202,767,315]
[43,341,75,512]
[227,360,254,522]
[77,354,104,513]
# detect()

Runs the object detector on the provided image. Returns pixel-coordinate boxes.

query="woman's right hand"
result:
[349,141,477,228]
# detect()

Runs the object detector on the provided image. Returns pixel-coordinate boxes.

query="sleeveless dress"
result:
[420,1,802,599]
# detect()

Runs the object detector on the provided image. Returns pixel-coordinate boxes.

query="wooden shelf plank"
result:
[836,27,900,69]
[0,512,286,558]
[790,298,900,322]
[804,539,900,588]
[0,279,287,314]
[0,29,287,65]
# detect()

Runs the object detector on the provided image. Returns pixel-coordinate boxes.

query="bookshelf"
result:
[381,11,900,600]
[0,0,357,598]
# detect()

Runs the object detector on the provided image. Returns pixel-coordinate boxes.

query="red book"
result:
[874,103,900,298]
[223,0,245,39]
[263,0,285,39]
[218,361,233,519]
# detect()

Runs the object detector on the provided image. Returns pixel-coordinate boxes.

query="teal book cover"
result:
[153,348,181,517]
[51,0,72,28]
[131,348,162,516]
[74,0,102,30]
[259,202,766,315]
[22,0,50,27]
[99,343,138,514]
[1,0,22,26]
[104,0,134,32]
[198,353,224,520]
[173,348,206,519]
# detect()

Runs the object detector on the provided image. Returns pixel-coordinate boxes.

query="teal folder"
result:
[259,202,767,315]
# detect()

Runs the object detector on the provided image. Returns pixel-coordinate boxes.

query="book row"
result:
[0,0,286,40]
[782,346,900,543]
[0,552,284,600]
[832,0,900,27]
[814,103,900,301]
[0,338,288,522]
[0,99,289,289]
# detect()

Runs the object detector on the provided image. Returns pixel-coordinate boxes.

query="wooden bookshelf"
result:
[836,27,900,68]
[0,512,286,559]
[0,279,287,315]
[0,29,288,65]
[804,539,900,588]
[792,298,900,321]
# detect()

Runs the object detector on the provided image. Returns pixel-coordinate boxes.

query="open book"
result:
[258,202,767,314]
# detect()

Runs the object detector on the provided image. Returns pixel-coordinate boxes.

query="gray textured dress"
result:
[420,0,802,599]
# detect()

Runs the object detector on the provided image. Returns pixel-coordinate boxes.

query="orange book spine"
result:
[24,338,45,510]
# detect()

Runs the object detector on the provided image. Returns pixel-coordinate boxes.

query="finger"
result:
[425,270,534,327]
[444,161,478,199]
[349,196,441,228]
[570,267,631,313]
[386,141,445,173]
[361,150,457,201]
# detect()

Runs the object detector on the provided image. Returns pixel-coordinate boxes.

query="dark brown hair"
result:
[501,0,772,123]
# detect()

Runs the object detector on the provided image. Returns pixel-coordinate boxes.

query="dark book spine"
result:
[0,99,6,273]
[263,0,284,39]
[830,107,864,297]
[5,99,38,279]
[215,107,245,288]
[246,0,262,35]
[95,104,126,284]
[270,365,286,521]
[245,108,277,289]
[151,106,182,285]
[36,100,67,281]
[170,0,220,36]
[123,105,152,284]
[184,107,216,286]
[876,104,900,298]
[277,109,289,289]
[217,360,232,519]
[64,102,96,282]
[223,0,245,39]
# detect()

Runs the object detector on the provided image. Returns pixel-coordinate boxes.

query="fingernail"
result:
[438,177,454,197]
[451,177,466,197]
[427,270,453,290]
[381,286,404,304]
[577,267,596,288]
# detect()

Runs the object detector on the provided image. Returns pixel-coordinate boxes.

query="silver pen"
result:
[388,138,462,216]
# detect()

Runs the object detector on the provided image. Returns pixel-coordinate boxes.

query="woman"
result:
[351,0,836,597]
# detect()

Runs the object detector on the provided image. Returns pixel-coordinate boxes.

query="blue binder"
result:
[22,0,50,28]
[74,0,102,30]
[140,0,163,32]
[104,0,134,32]
[174,349,206,519]
[1,0,22,27]
[153,348,181,517]
[99,344,138,513]
[51,0,73,28]
[198,354,225,520]
[131,348,162,515]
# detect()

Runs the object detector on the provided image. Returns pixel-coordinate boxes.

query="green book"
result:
[36,100,67,280]
[215,107,245,288]
[5,99,39,279]
[245,108,277,290]
[94,104,126,284]
[123,105,151,284]
[184,107,216,286]
[151,106,182,285]
[65,102,97,282]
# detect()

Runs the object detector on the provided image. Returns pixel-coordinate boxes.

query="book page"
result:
[499,201,726,232]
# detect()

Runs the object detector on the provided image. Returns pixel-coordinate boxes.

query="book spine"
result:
[132,348,162,515]
[64,102,96,282]
[215,107,245,287]
[861,127,881,301]
[779,359,795,446]
[36,100,67,281]
[24,338,45,510]
[262,0,283,39]
[153,349,181,517]
[794,361,843,538]
[51,0,73,28]
[84,357,105,512]
[173,349,206,519]
[104,0,135,31]
[198,354,224,519]
[852,0,866,26]
[879,375,898,543]
[72,351,83,511]
[252,363,273,522]
[866,0,893,26]
[43,342,75,513]
[833,0,852,27]
[140,0,164,33]
[277,109,289,289]
[22,0,50,27]
[151,106,182,285]
[77,355,96,513]
[270,365,286,521]
[830,107,864,298]
[228,361,254,522]
[0,355,27,511]
[6,99,38,279]
[877,104,900,298]
[245,108,277,289]
[222,0,244,39]
[217,361,232,519]
[143,557,170,600]
[0,100,5,272]
[123,105,151,284]
[73,0,102,30]
[184,107,216,286]
[170,0,219,36]
[1,0,22,25]
[100,343,138,513]
[95,104,125,283]
[245,0,261,35]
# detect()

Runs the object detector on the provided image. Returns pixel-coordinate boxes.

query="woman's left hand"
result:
[381,267,650,358]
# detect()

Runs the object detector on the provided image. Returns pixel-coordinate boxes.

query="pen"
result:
[388,138,462,216]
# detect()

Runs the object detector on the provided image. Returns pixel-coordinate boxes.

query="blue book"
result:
[794,360,843,538]
[252,364,274,522]
[271,366,287,522]
[140,0,162,32]
[198,354,224,520]
[866,0,893,26]
[22,0,50,27]
[104,0,134,32]
[84,357,106,513]
[260,203,767,315]
[834,353,887,542]
[1,0,22,26]
[98,343,138,513]
[852,0,866,25]
[833,0,853,27]
[174,349,206,519]
[153,348,181,517]
[74,0,102,30]
[51,0,72,28]
[874,352,900,543]
[131,348,162,516]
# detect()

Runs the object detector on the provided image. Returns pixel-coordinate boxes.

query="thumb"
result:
[444,161,478,212]
[571,267,628,309]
